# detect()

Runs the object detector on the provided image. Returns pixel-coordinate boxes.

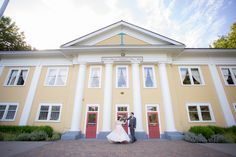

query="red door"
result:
[148,112,160,138]
[86,112,97,138]
[117,112,128,133]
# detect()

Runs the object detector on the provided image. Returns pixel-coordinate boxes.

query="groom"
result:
[127,112,137,143]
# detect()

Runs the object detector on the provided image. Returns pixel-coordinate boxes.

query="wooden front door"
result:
[117,112,128,133]
[147,112,160,138]
[86,112,97,138]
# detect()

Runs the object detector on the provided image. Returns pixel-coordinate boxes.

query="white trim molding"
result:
[0,102,19,121]
[19,65,42,125]
[142,65,157,88]
[178,66,205,86]
[186,103,215,123]
[208,64,235,126]
[116,65,129,88]
[88,65,102,88]
[35,103,62,122]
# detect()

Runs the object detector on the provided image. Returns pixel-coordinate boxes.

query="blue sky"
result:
[1,0,236,49]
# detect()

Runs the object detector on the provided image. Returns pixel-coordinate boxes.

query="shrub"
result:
[0,132,4,141]
[16,133,31,141]
[208,134,225,143]
[208,126,225,135]
[30,131,48,141]
[0,125,53,137]
[189,126,214,139]
[184,132,207,143]
[223,132,236,143]
[49,132,61,141]
[226,126,236,135]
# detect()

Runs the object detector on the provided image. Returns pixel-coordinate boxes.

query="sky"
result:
[1,0,236,50]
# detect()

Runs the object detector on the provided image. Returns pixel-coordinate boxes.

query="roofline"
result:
[60,20,185,47]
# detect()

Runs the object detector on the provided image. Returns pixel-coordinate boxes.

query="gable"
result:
[61,20,185,48]
[96,34,149,45]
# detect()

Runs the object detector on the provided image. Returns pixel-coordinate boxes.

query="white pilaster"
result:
[208,64,235,126]
[132,62,143,131]
[19,65,42,125]
[159,63,176,132]
[70,63,87,131]
[102,62,113,131]
[0,65,4,76]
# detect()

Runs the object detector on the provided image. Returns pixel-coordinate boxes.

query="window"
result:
[0,103,18,121]
[37,103,62,122]
[45,67,68,86]
[88,66,102,88]
[5,68,29,86]
[186,103,214,122]
[179,67,204,85]
[147,106,157,111]
[143,66,156,88]
[117,106,127,111]
[88,106,98,111]
[221,67,236,85]
[116,66,128,88]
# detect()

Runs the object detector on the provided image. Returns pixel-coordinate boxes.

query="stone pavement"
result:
[0,140,235,157]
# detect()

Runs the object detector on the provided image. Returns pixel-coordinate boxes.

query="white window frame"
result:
[88,66,102,88]
[178,66,205,86]
[233,103,236,112]
[44,67,69,86]
[145,104,162,135]
[220,66,236,86]
[0,103,18,121]
[142,65,157,88]
[4,68,29,86]
[186,103,215,122]
[116,65,129,88]
[36,103,62,122]
[83,104,99,135]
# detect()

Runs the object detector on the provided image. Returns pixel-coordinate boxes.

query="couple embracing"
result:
[107,112,137,143]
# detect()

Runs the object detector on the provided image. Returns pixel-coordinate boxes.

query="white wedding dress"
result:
[107,120,130,143]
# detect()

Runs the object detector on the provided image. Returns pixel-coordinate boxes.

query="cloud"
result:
[137,0,227,47]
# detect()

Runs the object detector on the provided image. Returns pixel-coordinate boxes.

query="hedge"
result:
[0,125,53,137]
[189,126,214,139]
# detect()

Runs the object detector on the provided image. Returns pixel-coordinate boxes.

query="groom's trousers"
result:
[129,127,136,142]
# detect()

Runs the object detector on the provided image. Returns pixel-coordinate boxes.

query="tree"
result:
[0,16,32,51]
[212,22,236,48]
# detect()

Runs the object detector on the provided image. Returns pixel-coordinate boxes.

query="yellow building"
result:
[0,21,236,140]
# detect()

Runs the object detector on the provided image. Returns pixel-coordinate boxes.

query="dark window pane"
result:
[189,112,199,121]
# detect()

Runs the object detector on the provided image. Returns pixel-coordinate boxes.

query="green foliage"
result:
[30,131,48,141]
[48,132,61,141]
[212,22,236,48]
[207,125,225,135]
[0,125,53,137]
[184,132,207,143]
[16,133,31,141]
[208,134,225,143]
[223,132,236,143]
[189,126,214,139]
[0,16,32,51]
[2,132,17,141]
[0,132,4,141]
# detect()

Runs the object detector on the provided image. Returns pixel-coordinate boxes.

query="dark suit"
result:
[127,116,136,142]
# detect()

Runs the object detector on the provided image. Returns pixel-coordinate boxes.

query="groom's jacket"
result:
[127,116,136,128]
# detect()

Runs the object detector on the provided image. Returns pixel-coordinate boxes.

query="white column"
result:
[132,62,143,131]
[208,64,235,126]
[19,65,42,125]
[102,62,113,132]
[0,65,4,76]
[159,63,176,132]
[70,63,87,131]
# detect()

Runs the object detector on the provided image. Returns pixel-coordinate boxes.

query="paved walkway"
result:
[0,140,235,157]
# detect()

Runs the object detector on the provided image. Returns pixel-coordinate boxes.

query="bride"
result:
[107,115,130,143]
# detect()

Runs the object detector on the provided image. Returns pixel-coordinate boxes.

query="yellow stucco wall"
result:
[217,66,236,121]
[96,34,148,45]
[168,65,227,132]
[27,65,77,132]
[0,66,35,125]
